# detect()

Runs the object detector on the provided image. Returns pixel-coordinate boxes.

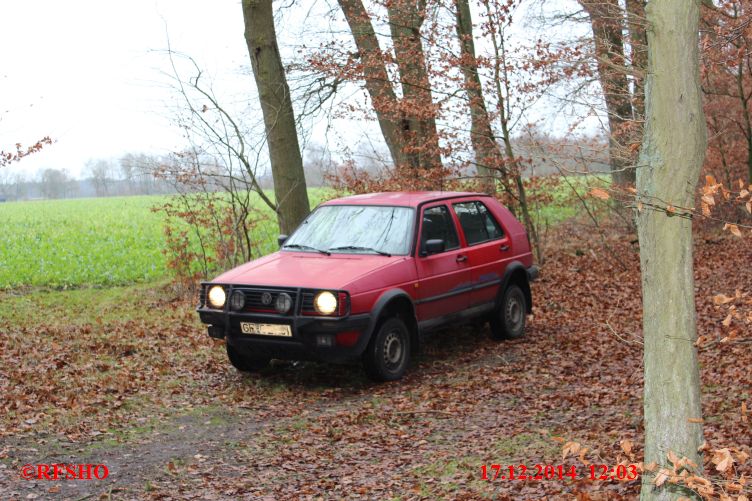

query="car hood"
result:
[212,251,407,290]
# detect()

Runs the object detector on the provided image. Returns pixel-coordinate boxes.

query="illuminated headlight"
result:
[230,291,245,311]
[207,286,226,309]
[314,291,338,315]
[275,292,293,314]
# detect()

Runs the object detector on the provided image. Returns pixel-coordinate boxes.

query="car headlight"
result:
[275,292,293,314]
[207,285,226,309]
[314,291,338,315]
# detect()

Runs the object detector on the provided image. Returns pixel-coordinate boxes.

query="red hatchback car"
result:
[197,192,538,381]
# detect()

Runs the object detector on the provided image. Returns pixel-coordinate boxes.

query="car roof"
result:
[321,191,484,208]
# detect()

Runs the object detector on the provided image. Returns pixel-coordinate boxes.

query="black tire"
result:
[362,317,411,382]
[226,343,270,372]
[489,283,527,340]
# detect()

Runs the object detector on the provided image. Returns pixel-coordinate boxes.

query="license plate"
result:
[240,322,292,337]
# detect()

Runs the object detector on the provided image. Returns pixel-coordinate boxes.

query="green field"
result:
[0,191,331,288]
[0,181,596,289]
[0,196,169,288]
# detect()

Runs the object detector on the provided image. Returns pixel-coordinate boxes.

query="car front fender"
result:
[363,288,419,350]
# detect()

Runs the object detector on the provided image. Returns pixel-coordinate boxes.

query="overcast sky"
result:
[0,1,253,177]
[0,0,591,179]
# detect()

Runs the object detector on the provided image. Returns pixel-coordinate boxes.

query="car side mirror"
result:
[278,235,289,248]
[423,239,445,256]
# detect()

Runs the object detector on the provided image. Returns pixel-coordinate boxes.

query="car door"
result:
[451,200,511,308]
[414,204,471,323]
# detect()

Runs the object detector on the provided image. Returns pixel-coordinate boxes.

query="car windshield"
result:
[284,205,414,256]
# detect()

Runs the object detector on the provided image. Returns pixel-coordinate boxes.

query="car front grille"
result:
[232,287,299,315]
[198,287,207,308]
[301,292,315,312]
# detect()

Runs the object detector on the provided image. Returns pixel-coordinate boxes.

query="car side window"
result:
[476,202,504,240]
[453,201,504,245]
[420,205,460,253]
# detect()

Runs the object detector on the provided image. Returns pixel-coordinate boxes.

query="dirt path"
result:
[1,406,261,499]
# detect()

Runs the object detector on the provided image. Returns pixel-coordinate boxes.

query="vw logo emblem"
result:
[261,292,273,305]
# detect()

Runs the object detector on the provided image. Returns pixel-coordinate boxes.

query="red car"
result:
[197,192,538,381]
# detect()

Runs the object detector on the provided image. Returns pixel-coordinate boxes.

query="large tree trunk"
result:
[637,1,706,499]
[386,0,442,170]
[242,0,310,235]
[455,0,503,194]
[337,0,411,168]
[580,0,636,186]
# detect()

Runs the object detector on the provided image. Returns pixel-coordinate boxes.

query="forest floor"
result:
[1,223,750,500]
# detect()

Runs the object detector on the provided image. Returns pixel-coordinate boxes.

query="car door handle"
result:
[500,244,510,252]
[456,255,468,263]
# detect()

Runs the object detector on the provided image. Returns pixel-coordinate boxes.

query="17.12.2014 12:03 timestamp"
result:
[481,464,640,481]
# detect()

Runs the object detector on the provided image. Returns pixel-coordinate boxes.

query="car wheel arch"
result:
[367,289,420,355]
[499,262,533,313]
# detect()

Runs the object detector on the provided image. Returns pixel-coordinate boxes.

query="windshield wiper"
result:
[283,244,331,256]
[328,246,392,257]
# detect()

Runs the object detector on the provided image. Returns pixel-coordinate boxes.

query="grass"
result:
[529,173,610,227]
[412,454,488,498]
[0,189,333,289]
[0,281,167,325]
[0,196,167,288]
[491,432,560,461]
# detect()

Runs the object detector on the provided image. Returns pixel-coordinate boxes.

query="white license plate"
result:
[240,322,292,337]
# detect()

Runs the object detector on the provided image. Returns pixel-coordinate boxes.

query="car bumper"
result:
[197,308,372,363]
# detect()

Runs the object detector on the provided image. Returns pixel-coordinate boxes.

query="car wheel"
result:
[489,283,527,340]
[225,343,270,372]
[362,317,411,382]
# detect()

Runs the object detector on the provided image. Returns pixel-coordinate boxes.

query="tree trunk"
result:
[637,1,706,499]
[580,0,635,186]
[242,0,310,235]
[455,0,503,194]
[739,55,752,185]
[386,0,443,170]
[747,135,752,185]
[626,0,647,120]
[337,0,411,169]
